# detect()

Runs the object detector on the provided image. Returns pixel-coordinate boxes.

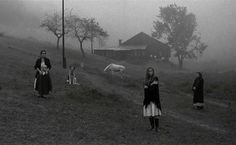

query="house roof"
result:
[121,32,168,49]
[94,32,170,52]
[94,45,147,51]
[117,45,147,51]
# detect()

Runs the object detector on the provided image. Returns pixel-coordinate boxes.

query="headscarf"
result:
[197,72,202,78]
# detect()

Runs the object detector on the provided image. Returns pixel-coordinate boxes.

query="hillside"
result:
[0,36,235,145]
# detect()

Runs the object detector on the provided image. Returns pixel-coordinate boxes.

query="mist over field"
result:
[0,0,236,69]
[0,1,236,144]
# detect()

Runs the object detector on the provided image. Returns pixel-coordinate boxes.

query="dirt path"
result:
[184,93,234,109]
[82,72,229,134]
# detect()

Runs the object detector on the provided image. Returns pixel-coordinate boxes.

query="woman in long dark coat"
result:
[34,50,52,98]
[143,67,162,132]
[192,72,204,109]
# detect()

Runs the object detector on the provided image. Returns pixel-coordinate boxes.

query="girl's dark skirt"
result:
[35,73,52,95]
[193,91,204,107]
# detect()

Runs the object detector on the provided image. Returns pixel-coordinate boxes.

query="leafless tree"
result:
[67,15,90,57]
[40,12,70,49]
[87,18,108,54]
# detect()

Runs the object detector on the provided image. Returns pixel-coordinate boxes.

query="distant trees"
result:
[67,15,108,57]
[152,4,207,69]
[41,11,108,58]
[67,15,90,57]
[87,18,108,54]
[40,12,70,49]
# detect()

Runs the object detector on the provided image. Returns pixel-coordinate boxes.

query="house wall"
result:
[146,45,170,61]
[94,49,146,60]
[94,47,169,61]
[126,49,146,58]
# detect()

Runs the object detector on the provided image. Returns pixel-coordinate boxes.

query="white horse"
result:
[104,63,126,78]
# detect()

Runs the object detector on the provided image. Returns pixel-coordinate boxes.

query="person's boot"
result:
[149,117,154,130]
[154,118,159,132]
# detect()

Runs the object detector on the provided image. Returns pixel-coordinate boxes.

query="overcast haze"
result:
[0,0,236,63]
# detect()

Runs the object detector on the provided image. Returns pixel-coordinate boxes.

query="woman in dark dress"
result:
[143,67,162,132]
[34,50,52,98]
[192,72,204,109]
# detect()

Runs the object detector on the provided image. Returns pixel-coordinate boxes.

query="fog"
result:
[0,0,236,66]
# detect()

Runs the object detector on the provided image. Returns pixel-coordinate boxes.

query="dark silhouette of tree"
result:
[67,15,108,57]
[152,4,207,69]
[40,12,70,49]
[67,15,90,57]
[87,18,108,54]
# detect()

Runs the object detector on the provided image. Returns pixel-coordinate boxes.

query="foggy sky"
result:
[0,0,236,62]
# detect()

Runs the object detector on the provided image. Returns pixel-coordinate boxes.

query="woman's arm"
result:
[192,79,198,91]
[47,58,52,70]
[37,68,42,74]
[149,77,159,97]
[34,59,40,70]
[143,87,149,107]
[150,77,159,86]
[34,59,43,74]
[143,81,149,102]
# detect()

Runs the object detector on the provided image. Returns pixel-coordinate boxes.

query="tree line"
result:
[40,11,108,58]
[40,4,208,69]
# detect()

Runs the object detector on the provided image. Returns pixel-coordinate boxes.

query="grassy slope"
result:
[0,36,235,145]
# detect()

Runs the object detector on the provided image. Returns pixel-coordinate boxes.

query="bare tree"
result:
[66,13,108,57]
[40,12,69,49]
[190,35,208,60]
[87,18,108,54]
[67,15,90,57]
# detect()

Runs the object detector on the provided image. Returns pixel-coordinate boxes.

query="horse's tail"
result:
[104,64,111,72]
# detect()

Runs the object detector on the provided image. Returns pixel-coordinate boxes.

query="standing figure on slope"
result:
[192,72,204,109]
[143,67,162,132]
[34,50,52,98]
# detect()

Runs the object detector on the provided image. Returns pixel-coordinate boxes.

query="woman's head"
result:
[196,72,202,78]
[146,67,155,79]
[40,50,46,58]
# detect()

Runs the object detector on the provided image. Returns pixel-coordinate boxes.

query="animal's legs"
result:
[111,70,113,79]
[120,70,124,79]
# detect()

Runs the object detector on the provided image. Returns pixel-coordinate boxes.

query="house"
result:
[94,32,171,61]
